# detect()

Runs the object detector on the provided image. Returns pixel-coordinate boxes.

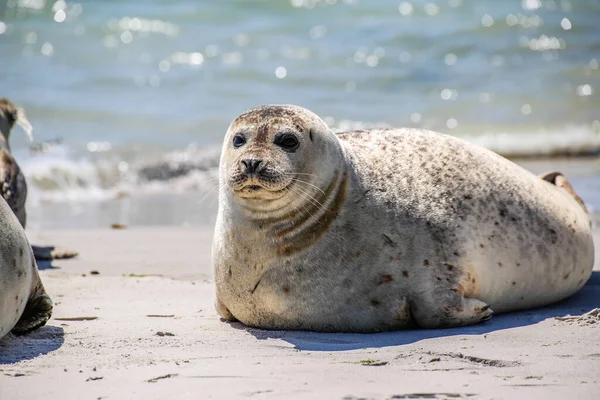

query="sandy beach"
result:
[0,227,598,400]
[2,1,599,398]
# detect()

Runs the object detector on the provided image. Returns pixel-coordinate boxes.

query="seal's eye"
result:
[232,135,246,148]
[274,134,299,152]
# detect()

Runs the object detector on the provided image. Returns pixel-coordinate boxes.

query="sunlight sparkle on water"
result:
[521,0,541,11]
[444,53,457,66]
[398,2,413,16]
[441,89,457,100]
[54,10,66,23]
[576,84,593,97]
[446,118,458,129]
[481,14,494,27]
[158,60,170,72]
[424,3,440,16]
[560,18,572,30]
[120,31,133,44]
[51,0,65,11]
[275,67,287,79]
[40,42,53,56]
[309,25,327,39]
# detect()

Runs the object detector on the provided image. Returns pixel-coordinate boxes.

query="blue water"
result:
[0,0,599,226]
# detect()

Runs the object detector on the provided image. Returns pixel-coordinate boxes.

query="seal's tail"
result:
[539,170,588,214]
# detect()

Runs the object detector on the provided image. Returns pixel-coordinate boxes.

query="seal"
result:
[0,98,29,227]
[0,194,53,339]
[212,105,594,332]
[0,98,77,260]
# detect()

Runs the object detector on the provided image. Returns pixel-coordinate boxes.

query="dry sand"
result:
[1,227,599,400]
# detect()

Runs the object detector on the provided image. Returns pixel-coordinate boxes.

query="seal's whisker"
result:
[282,172,319,178]
[198,186,219,205]
[288,186,318,218]
[290,184,326,211]
[292,178,326,196]
[203,176,220,184]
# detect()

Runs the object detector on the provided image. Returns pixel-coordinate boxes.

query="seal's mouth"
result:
[233,180,293,200]
[234,181,267,193]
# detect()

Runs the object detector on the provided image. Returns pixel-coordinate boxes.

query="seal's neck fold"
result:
[266,169,348,257]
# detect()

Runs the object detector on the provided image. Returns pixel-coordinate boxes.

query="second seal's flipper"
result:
[11,285,53,335]
[32,245,78,261]
[539,170,587,213]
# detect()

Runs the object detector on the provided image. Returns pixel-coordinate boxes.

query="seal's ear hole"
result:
[309,130,313,142]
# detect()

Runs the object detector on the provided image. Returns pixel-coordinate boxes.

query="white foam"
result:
[465,125,600,158]
[18,143,222,206]
[14,125,600,207]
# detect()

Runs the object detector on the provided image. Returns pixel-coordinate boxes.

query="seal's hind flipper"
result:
[32,245,78,261]
[11,289,53,335]
[410,291,494,329]
[540,170,587,213]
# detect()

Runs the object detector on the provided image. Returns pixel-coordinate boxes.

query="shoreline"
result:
[1,227,598,399]
[24,156,600,230]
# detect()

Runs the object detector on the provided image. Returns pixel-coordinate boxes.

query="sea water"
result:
[0,0,598,227]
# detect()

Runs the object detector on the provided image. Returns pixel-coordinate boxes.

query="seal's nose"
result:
[241,158,263,174]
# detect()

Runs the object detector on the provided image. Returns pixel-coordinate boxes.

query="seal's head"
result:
[220,105,343,213]
[0,98,33,146]
[0,98,18,141]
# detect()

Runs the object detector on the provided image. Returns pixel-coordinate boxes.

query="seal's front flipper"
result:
[215,297,237,322]
[539,170,587,213]
[11,286,53,335]
[410,291,493,329]
[32,245,78,261]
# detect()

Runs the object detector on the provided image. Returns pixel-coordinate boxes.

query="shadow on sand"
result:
[228,271,600,351]
[0,325,65,364]
[33,246,62,271]
[35,259,60,271]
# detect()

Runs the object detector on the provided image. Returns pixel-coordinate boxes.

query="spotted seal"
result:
[212,104,594,332]
[0,98,77,260]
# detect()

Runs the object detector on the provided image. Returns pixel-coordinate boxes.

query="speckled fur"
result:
[212,105,594,332]
[0,98,27,227]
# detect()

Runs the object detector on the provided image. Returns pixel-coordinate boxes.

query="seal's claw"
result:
[11,290,53,335]
[480,313,493,322]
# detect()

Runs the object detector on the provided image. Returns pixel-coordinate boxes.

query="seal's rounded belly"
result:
[212,105,594,332]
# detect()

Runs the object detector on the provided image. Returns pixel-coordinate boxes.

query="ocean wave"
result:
[17,125,600,206]
[465,125,600,158]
